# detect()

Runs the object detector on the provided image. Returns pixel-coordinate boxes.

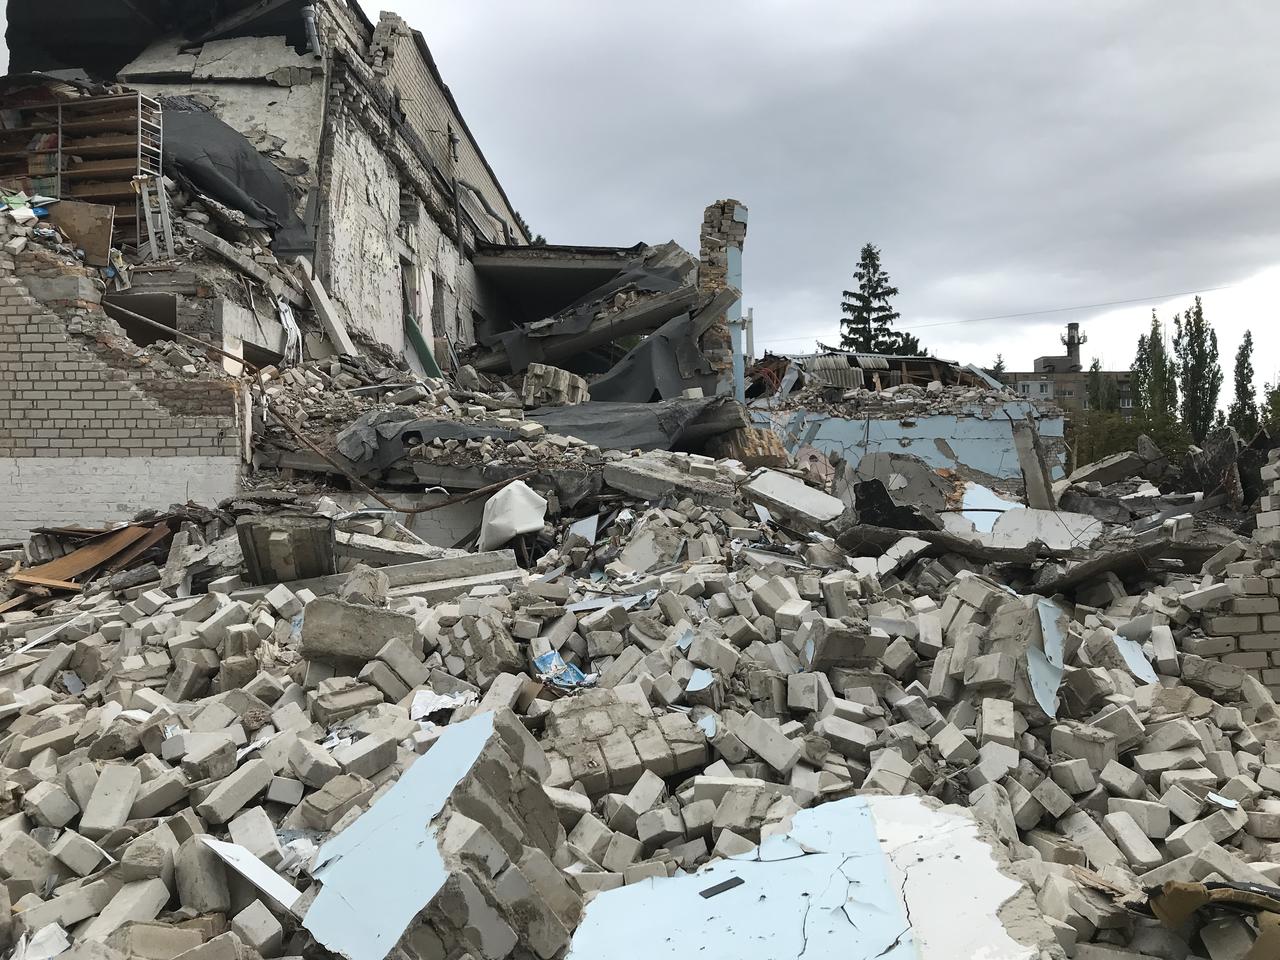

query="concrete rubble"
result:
[0,425,1279,959]
[1,9,1279,954]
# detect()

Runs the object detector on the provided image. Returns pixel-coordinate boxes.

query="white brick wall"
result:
[0,456,240,541]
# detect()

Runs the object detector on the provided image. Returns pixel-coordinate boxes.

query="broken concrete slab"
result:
[741,469,846,531]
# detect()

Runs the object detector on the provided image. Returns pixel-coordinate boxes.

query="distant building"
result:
[1003,322,1134,417]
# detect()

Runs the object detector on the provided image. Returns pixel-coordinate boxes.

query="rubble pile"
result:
[1,435,1280,958]
[776,378,1047,419]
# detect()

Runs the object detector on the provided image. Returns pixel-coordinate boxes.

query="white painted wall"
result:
[0,456,240,541]
[323,122,405,353]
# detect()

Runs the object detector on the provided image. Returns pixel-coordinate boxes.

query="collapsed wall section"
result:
[0,243,241,540]
[753,399,1067,487]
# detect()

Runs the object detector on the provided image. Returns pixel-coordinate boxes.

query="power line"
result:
[753,282,1239,347]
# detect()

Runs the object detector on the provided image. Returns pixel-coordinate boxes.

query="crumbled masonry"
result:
[5,3,1279,956]
[2,420,1280,959]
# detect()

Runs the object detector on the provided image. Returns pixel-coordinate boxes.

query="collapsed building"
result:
[0,0,755,537]
[4,3,1280,959]
[0,404,1278,958]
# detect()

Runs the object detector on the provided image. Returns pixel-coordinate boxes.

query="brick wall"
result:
[370,13,523,243]
[0,243,241,540]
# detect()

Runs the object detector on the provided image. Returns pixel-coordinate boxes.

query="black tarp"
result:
[587,311,719,403]
[161,103,310,252]
[527,397,742,452]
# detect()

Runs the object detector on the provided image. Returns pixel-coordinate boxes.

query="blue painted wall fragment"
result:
[752,403,1067,481]
[567,795,914,959]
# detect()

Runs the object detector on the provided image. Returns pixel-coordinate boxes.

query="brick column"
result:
[697,199,748,384]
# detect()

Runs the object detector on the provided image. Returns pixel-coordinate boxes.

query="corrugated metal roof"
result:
[852,354,890,370]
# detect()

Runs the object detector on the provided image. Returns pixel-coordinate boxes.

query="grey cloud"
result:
[389,0,1280,366]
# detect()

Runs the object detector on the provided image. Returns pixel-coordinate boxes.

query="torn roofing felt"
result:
[526,397,746,452]
[474,242,697,374]
[588,312,717,403]
[160,101,310,253]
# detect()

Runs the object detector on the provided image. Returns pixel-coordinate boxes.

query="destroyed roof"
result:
[6,0,371,78]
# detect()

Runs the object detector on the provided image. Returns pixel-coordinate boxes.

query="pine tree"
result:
[1227,330,1260,438]
[840,244,908,354]
[989,354,1007,382]
[1172,296,1222,443]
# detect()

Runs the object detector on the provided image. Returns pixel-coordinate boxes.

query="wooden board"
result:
[104,524,170,573]
[8,572,83,592]
[23,524,149,582]
[47,200,115,266]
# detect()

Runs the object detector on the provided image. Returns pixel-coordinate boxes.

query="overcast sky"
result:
[3,4,1277,385]
[393,0,1280,387]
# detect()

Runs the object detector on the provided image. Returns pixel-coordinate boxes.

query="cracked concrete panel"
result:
[130,81,324,177]
[193,36,321,85]
[305,708,563,960]
[567,795,1049,959]
[118,38,197,80]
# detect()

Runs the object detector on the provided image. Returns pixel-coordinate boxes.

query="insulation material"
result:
[478,480,547,550]
[567,795,1045,959]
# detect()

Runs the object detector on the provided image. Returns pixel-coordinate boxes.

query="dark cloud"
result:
[384,1,1280,366]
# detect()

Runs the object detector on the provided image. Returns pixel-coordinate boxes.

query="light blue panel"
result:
[754,404,1066,480]
[727,245,745,401]
[567,796,913,959]
[306,713,496,960]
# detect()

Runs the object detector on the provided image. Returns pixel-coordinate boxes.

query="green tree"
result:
[514,210,546,246]
[1132,311,1187,453]
[1227,330,1260,438]
[988,354,1007,382]
[1085,358,1119,413]
[840,244,919,354]
[1172,296,1222,443]
[1263,380,1280,433]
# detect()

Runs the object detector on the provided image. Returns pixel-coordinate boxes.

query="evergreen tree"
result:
[988,354,1007,382]
[888,330,925,356]
[840,244,907,354]
[514,210,546,246]
[1172,296,1222,443]
[1227,330,1260,438]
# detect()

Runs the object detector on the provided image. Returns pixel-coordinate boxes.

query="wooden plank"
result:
[104,524,170,573]
[188,226,304,306]
[47,200,115,266]
[0,595,32,615]
[9,572,83,592]
[62,158,139,180]
[23,524,150,582]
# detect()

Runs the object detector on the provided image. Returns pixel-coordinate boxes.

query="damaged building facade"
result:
[3,8,1280,951]
[0,0,766,537]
